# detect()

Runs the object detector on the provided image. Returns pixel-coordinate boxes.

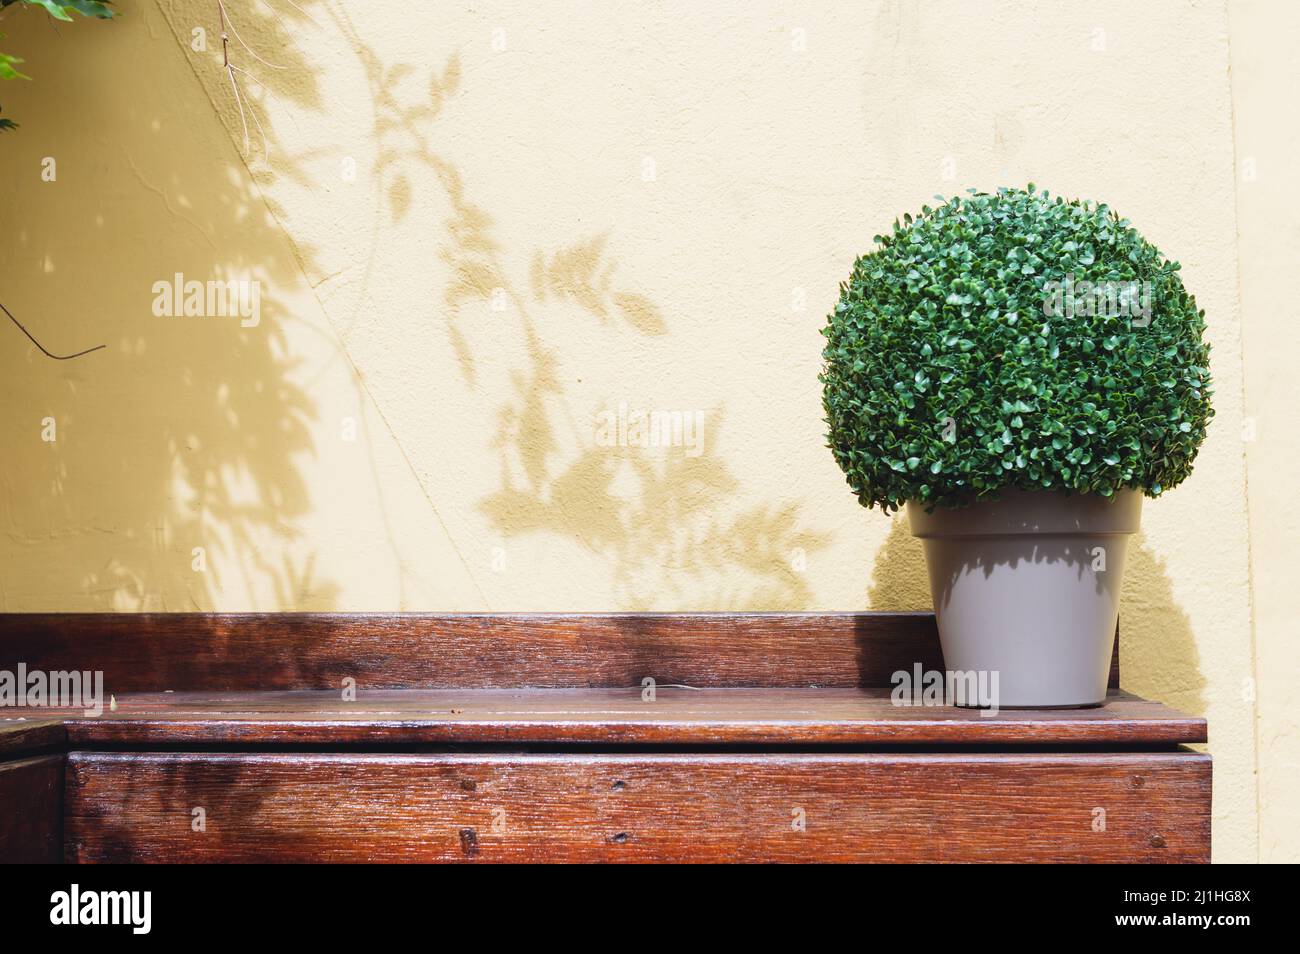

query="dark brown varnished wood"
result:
[0,755,64,863]
[4,612,1199,864]
[26,688,1204,747]
[63,750,1210,863]
[0,612,1120,691]
[0,719,66,759]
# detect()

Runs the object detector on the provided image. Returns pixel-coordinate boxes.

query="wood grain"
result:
[0,612,1120,691]
[0,755,64,863]
[0,718,66,758]
[64,750,1211,863]
[34,688,1204,747]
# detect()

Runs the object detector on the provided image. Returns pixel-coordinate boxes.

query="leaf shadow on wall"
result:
[328,14,833,611]
[477,292,830,611]
[0,0,338,611]
[865,516,1205,713]
[1117,534,1206,717]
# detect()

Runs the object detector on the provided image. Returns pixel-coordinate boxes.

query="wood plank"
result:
[0,612,1120,691]
[0,718,66,758]
[36,688,1203,747]
[64,751,1211,863]
[0,755,64,863]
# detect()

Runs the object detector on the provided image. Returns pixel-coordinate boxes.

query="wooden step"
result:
[30,688,1203,747]
[0,611,1118,690]
[64,750,1211,863]
[0,612,1209,863]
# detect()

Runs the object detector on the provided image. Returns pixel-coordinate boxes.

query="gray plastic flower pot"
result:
[906,488,1142,708]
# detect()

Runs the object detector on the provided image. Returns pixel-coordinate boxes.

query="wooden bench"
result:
[0,613,1210,862]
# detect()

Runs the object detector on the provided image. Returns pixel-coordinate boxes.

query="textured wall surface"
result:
[1230,0,1300,865]
[0,1,1286,862]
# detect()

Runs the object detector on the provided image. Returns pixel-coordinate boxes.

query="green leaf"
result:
[0,3,114,130]
[820,186,1214,512]
[22,1,75,22]
[0,52,30,81]
[58,0,117,17]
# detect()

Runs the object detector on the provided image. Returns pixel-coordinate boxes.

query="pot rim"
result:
[906,487,1143,538]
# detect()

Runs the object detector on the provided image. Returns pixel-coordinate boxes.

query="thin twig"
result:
[217,1,276,161]
[217,1,230,66]
[218,2,251,155]
[226,60,251,154]
[230,64,272,160]
[219,0,284,70]
[257,0,309,56]
[2,300,105,360]
[281,0,319,26]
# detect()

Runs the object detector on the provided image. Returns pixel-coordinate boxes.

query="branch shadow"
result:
[0,0,338,612]
[325,14,832,611]
[1117,533,1207,716]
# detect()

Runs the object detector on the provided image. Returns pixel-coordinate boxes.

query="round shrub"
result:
[820,186,1213,513]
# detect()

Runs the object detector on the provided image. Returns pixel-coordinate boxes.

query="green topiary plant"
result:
[820,186,1213,513]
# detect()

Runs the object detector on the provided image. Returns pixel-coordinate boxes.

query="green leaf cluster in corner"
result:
[9,0,114,22]
[819,186,1214,513]
[1,0,115,133]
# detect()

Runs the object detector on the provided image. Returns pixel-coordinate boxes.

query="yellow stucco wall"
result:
[0,1,1287,862]
[1229,0,1300,865]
